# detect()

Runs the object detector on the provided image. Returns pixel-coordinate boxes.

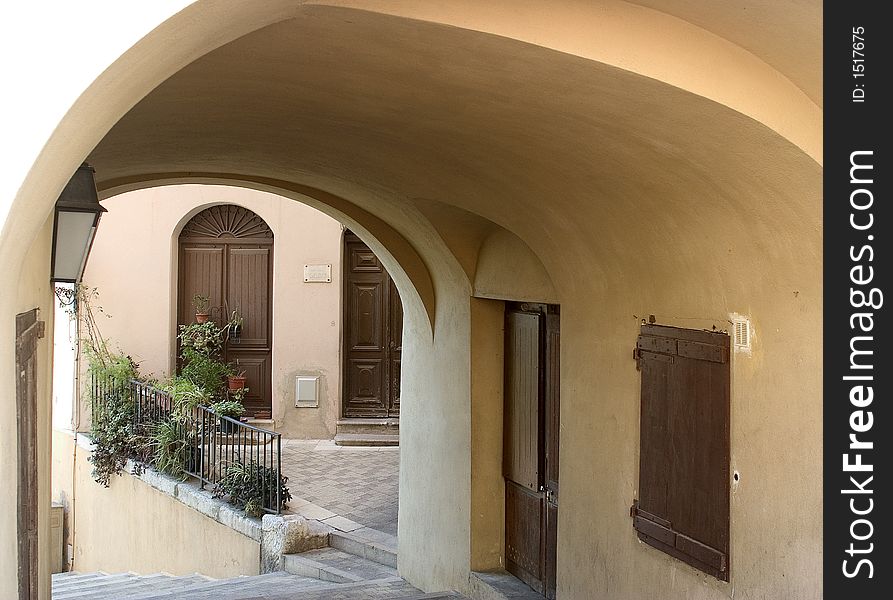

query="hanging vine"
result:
[58,285,141,486]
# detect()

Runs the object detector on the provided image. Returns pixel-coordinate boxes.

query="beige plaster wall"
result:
[82,185,343,438]
[51,430,260,578]
[469,298,505,571]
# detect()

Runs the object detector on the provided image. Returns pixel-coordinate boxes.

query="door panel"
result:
[347,359,385,413]
[179,245,224,322]
[505,480,545,594]
[342,231,403,418]
[504,311,542,492]
[349,282,384,351]
[226,350,271,415]
[227,246,270,345]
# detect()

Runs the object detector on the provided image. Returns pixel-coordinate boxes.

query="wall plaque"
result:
[303,264,332,283]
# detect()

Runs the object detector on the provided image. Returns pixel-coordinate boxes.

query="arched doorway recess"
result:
[177,204,273,416]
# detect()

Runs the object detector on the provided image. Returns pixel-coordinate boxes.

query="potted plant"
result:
[227,368,247,391]
[228,309,243,342]
[178,321,229,400]
[211,398,245,434]
[192,293,211,323]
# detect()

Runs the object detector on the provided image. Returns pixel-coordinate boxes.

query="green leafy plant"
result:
[75,286,143,487]
[228,387,248,403]
[213,457,292,517]
[89,382,136,487]
[192,293,210,314]
[178,321,229,399]
[178,321,225,356]
[143,418,189,479]
[210,399,245,418]
[160,376,211,423]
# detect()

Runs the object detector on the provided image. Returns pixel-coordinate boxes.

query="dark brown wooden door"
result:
[16,309,44,600]
[178,205,273,416]
[342,230,403,418]
[504,303,559,599]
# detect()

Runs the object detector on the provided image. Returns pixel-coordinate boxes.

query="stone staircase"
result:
[53,532,462,599]
[53,571,460,599]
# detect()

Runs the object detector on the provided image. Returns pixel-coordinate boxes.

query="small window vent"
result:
[730,315,751,352]
[734,321,749,347]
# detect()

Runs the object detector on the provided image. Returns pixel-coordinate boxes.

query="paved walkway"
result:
[279,440,399,537]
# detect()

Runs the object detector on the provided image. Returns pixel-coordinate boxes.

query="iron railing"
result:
[90,375,284,514]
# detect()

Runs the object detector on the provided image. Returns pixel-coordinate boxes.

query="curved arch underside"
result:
[89,5,822,315]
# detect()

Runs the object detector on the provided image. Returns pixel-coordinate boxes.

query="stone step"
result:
[330,529,398,568]
[284,547,398,583]
[334,432,400,446]
[51,571,111,588]
[469,570,545,600]
[336,418,400,436]
[252,576,418,600]
[124,571,327,599]
[53,572,139,597]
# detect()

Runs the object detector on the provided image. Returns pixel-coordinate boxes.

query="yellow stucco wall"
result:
[51,430,260,578]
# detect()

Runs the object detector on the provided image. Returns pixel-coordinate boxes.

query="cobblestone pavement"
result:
[280,440,399,536]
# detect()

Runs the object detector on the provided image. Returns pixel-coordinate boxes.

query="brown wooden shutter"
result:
[632,324,730,580]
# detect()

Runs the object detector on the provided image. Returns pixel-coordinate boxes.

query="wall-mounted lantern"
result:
[51,163,106,283]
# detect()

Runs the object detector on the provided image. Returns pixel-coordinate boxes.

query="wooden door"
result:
[342,230,403,418]
[16,309,44,600]
[504,303,560,598]
[178,205,273,416]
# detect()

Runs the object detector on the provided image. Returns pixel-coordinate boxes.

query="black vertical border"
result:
[825,2,890,596]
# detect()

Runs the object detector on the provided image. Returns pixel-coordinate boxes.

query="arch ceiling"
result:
[88,3,822,306]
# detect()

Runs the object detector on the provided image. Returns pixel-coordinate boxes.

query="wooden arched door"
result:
[178,205,273,417]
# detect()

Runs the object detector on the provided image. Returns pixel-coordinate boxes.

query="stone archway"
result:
[3,3,822,599]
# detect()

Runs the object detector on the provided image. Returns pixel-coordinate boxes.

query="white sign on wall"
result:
[303,264,332,283]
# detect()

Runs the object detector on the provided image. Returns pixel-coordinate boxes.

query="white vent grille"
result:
[730,315,752,352]
[734,320,749,347]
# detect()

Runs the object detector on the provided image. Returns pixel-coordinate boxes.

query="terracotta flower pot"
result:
[227,375,247,391]
[195,313,210,324]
